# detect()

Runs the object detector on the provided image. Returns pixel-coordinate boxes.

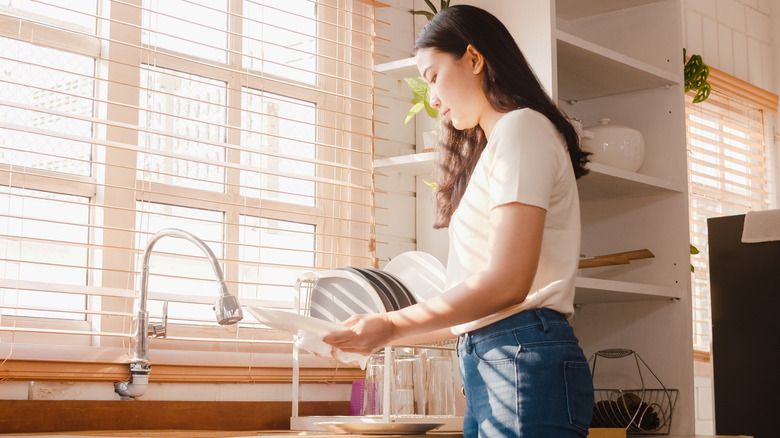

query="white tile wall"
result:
[683,0,777,93]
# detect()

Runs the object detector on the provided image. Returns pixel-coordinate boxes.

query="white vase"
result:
[581,118,645,172]
[422,129,438,152]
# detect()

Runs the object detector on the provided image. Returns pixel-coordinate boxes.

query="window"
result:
[685,70,777,357]
[0,0,376,378]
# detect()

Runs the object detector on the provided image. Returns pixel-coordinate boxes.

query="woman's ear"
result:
[465,44,485,74]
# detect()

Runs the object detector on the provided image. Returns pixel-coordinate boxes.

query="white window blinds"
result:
[686,86,773,354]
[0,0,377,373]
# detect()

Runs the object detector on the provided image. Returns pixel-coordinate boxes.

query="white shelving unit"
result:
[375,56,418,77]
[556,30,679,102]
[374,0,695,434]
[577,162,685,199]
[373,149,685,197]
[574,277,680,304]
[374,150,436,175]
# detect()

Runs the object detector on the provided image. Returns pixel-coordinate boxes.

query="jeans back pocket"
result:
[564,361,595,432]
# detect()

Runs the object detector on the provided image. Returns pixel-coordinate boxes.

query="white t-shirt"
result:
[446,108,581,335]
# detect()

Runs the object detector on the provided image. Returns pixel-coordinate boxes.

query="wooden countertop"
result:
[0,431,750,438]
[0,431,462,438]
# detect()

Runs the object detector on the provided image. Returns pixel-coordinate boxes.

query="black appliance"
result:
[707,214,780,438]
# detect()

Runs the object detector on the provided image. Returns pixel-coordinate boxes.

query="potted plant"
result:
[404,77,440,154]
[404,77,438,124]
[684,48,711,103]
[410,0,450,21]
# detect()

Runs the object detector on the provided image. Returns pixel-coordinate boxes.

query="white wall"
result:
[683,1,779,434]
[684,0,775,92]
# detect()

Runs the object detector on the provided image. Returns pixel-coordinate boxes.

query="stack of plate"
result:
[331,251,447,313]
[250,252,448,333]
[310,251,446,321]
[307,269,387,323]
[337,267,417,311]
[383,251,446,303]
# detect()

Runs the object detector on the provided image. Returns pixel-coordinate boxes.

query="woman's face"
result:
[416,46,488,130]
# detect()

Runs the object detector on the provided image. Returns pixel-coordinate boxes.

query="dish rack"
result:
[289,270,463,432]
[589,348,678,435]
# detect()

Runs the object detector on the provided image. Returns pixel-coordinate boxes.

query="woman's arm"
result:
[323,201,546,355]
[391,327,456,346]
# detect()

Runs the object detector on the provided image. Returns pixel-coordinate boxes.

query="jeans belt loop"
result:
[464,333,474,354]
[535,308,549,333]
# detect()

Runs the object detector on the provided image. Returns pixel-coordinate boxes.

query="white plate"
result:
[316,421,445,435]
[384,251,446,302]
[308,270,388,323]
[246,306,344,335]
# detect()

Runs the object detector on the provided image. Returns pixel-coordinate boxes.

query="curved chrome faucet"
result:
[115,228,243,398]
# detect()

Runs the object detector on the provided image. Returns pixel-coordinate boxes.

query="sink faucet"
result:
[115,228,243,398]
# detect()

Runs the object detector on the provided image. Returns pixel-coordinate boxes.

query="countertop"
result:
[0,431,462,438]
[0,431,752,438]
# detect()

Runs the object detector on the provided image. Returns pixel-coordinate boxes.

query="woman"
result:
[324,5,594,437]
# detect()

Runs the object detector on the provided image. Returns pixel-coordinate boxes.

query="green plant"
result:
[684,48,711,103]
[404,77,438,124]
[422,179,438,192]
[690,243,700,273]
[410,0,450,21]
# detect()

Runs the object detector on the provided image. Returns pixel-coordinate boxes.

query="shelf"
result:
[375,156,682,195]
[574,276,681,304]
[374,151,436,175]
[375,57,418,79]
[556,30,679,102]
[556,0,662,20]
[577,162,684,201]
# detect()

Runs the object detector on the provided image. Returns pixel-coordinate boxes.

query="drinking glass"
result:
[393,352,420,415]
[364,354,385,415]
[426,354,455,415]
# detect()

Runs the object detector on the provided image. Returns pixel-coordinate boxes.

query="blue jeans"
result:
[457,308,593,437]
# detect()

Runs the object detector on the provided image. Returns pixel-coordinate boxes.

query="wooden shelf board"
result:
[556,31,679,102]
[575,276,680,304]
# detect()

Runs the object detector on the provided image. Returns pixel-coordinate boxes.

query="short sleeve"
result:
[486,110,563,211]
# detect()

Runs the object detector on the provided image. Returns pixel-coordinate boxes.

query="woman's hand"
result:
[322,312,396,356]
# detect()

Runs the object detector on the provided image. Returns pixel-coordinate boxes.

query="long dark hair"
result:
[415,5,590,228]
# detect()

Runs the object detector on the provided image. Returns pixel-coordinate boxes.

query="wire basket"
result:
[589,349,678,435]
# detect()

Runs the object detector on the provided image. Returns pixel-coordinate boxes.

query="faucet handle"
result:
[147,323,165,338]
[147,301,168,338]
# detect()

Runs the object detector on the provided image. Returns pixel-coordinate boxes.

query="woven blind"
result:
[0,0,377,365]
